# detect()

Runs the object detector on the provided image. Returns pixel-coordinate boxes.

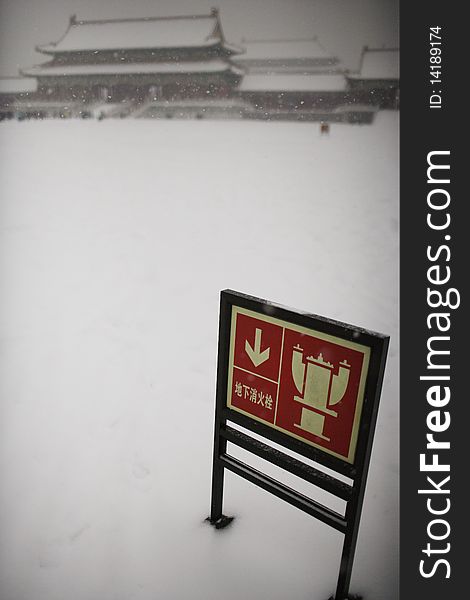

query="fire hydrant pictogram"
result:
[291,344,351,441]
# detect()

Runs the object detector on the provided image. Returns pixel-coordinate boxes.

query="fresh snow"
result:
[0,77,37,94]
[240,74,347,92]
[353,48,399,80]
[38,16,223,53]
[0,114,398,600]
[235,39,334,61]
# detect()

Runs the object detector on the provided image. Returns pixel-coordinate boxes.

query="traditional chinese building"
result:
[0,77,37,120]
[347,47,399,109]
[233,37,342,74]
[19,9,244,117]
[0,11,398,122]
[234,38,374,123]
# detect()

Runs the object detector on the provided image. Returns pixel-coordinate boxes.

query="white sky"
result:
[0,0,398,77]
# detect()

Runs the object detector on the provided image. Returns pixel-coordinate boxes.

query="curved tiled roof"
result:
[349,48,399,80]
[37,13,239,54]
[235,38,338,63]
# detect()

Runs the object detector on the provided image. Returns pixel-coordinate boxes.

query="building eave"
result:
[22,62,243,78]
[35,41,244,57]
[347,75,399,83]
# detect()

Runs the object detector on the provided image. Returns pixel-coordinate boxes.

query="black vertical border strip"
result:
[401,2,465,597]
[209,291,231,522]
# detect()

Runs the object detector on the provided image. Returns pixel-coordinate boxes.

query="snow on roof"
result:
[37,13,229,53]
[22,61,239,77]
[354,48,399,80]
[240,73,346,92]
[236,38,337,62]
[0,77,37,93]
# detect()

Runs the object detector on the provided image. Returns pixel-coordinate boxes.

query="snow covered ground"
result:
[0,113,398,600]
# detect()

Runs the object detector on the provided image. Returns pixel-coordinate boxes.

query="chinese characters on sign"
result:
[234,382,274,410]
[227,306,371,463]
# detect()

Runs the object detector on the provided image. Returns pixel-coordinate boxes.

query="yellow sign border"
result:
[227,306,371,464]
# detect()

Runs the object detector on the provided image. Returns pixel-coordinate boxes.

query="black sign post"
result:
[208,290,389,600]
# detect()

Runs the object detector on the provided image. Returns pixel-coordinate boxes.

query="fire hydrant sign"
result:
[211,290,389,599]
[227,306,371,463]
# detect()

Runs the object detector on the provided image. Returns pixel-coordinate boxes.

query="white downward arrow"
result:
[245,328,270,367]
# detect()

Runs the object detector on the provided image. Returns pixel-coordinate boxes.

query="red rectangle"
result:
[227,306,370,463]
[230,367,278,424]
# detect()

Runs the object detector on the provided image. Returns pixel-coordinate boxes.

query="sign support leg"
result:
[210,435,225,522]
[208,292,234,529]
[331,475,366,600]
[333,524,361,599]
[209,421,233,529]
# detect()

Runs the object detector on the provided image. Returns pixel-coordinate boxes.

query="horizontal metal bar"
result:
[223,407,357,479]
[219,454,348,533]
[221,425,353,501]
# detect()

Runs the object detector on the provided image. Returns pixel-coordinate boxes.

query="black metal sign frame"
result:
[209,290,389,600]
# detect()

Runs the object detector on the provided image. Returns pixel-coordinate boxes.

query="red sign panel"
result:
[227,307,371,463]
